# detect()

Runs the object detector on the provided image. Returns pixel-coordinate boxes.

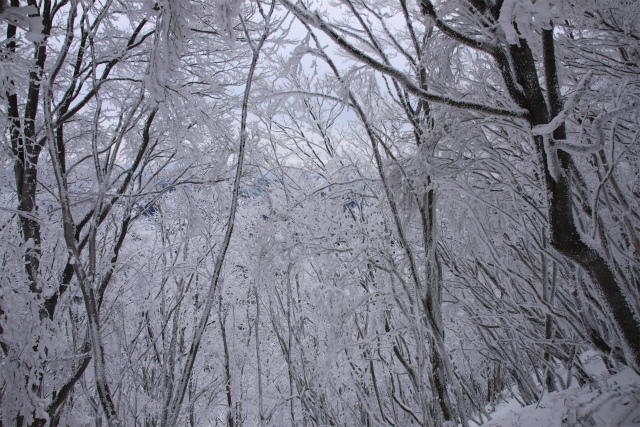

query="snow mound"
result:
[474,363,640,427]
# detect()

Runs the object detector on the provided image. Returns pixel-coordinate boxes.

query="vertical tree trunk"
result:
[219,296,235,427]
[7,0,51,293]
[541,235,557,392]
[254,285,264,427]
[287,270,297,427]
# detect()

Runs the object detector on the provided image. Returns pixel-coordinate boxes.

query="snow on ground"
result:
[472,352,640,427]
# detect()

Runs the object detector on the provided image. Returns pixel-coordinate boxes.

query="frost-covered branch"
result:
[279,0,528,119]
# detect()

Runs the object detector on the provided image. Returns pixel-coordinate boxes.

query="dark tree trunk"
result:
[493,29,640,369]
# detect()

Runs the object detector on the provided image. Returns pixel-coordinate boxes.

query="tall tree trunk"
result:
[489,20,640,369]
[254,285,264,427]
[219,295,235,427]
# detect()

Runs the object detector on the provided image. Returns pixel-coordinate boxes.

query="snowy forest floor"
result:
[473,352,640,427]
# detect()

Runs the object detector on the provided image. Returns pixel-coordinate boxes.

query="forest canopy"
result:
[1,0,639,426]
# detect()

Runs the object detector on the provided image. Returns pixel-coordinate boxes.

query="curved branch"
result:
[419,0,498,55]
[280,0,527,119]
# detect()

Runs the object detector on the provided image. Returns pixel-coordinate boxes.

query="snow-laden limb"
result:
[531,70,593,138]
[0,4,43,41]
[541,134,561,181]
[279,0,529,119]
[532,71,640,156]
[537,99,640,155]
[499,0,556,46]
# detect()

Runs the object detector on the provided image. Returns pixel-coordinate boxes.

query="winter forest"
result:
[1,0,640,426]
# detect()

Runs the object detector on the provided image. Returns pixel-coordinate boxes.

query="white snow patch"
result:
[499,0,557,46]
[472,353,640,427]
